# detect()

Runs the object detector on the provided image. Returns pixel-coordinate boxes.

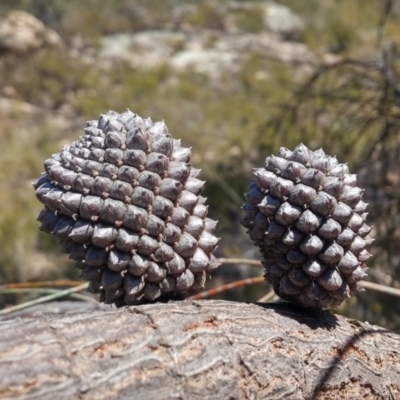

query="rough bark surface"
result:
[0,300,399,400]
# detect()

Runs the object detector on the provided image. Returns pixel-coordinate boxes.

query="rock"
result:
[227,1,305,40]
[98,28,315,78]
[0,10,62,53]
[1,85,18,99]
[263,2,305,40]
[99,30,240,78]
[99,31,186,68]
[170,48,240,78]
[0,97,44,115]
[216,33,317,65]
[95,4,313,78]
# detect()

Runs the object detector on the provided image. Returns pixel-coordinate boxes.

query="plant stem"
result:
[0,287,95,303]
[0,283,90,316]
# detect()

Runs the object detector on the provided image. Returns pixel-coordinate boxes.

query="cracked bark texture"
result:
[0,300,399,400]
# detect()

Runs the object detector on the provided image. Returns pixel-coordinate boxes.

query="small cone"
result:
[241,143,373,309]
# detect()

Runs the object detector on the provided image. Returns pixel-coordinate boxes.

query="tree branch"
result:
[0,300,399,400]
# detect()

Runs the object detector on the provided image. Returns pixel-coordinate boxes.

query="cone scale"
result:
[241,144,373,309]
[34,110,220,306]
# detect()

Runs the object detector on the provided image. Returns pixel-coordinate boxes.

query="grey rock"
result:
[263,2,305,40]
[0,11,62,53]
[99,31,186,68]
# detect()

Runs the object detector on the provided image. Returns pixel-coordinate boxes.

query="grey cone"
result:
[34,110,220,306]
[241,143,373,309]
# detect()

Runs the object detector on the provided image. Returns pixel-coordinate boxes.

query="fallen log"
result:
[0,300,399,400]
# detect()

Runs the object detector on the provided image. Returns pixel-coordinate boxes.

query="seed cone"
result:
[241,144,373,309]
[34,110,220,306]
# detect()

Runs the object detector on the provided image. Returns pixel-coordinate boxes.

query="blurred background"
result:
[0,0,400,331]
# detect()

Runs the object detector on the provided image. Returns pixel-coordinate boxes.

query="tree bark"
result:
[0,300,399,400]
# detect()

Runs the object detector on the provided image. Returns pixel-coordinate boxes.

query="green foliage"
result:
[233,7,264,33]
[185,2,226,30]
[0,50,97,109]
[278,0,398,55]
[0,0,177,39]
[0,116,76,282]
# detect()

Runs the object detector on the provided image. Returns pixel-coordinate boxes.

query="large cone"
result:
[34,110,219,306]
[241,144,373,309]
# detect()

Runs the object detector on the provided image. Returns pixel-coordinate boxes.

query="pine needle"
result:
[0,283,90,316]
